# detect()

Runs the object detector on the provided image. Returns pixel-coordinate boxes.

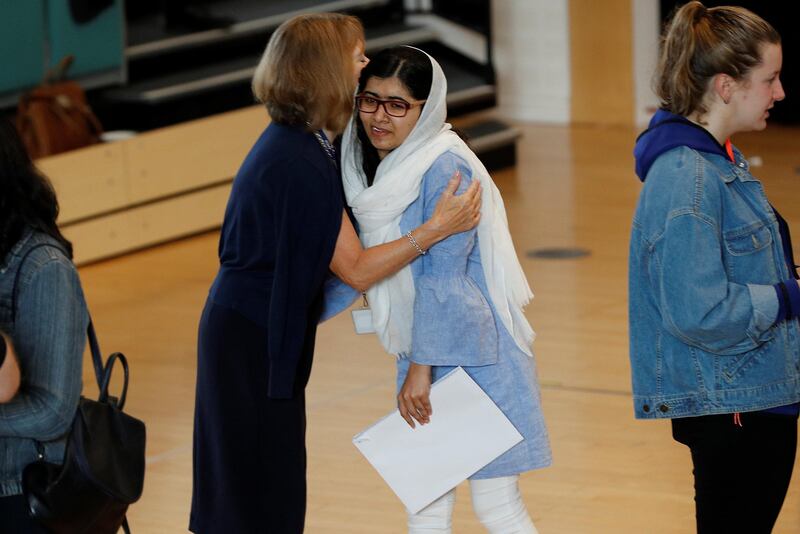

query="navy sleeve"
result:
[774,280,800,321]
[266,158,342,398]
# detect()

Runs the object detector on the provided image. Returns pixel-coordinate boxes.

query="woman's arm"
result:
[659,212,779,354]
[330,173,481,292]
[396,156,486,428]
[0,260,86,440]
[0,334,21,403]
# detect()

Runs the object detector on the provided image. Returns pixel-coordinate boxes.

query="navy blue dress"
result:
[190,122,342,533]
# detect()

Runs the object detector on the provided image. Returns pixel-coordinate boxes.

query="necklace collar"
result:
[313,129,337,165]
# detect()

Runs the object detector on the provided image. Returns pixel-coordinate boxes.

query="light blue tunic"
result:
[396,150,551,479]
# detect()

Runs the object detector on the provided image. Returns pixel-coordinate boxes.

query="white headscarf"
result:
[341,47,535,357]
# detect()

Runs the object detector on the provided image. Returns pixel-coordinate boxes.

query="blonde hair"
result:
[655,1,780,119]
[252,13,364,134]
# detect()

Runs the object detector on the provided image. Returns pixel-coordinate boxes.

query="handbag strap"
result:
[99,350,129,410]
[44,55,75,85]
[86,319,108,395]
[11,241,107,390]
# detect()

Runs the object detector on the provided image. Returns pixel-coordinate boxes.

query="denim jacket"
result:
[0,228,87,496]
[629,137,800,419]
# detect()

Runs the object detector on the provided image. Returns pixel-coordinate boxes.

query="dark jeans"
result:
[0,495,48,534]
[672,411,798,534]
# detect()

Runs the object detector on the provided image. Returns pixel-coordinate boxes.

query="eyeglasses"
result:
[355,95,426,118]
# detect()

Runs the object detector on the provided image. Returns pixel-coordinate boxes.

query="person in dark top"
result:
[189,13,481,534]
[629,3,799,532]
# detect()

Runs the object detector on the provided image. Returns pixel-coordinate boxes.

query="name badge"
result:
[351,293,375,334]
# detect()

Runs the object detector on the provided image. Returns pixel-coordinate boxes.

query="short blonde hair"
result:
[252,13,364,134]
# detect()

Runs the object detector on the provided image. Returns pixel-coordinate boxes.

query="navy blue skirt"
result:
[190,300,307,534]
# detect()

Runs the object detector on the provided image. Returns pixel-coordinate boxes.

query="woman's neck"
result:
[687,104,734,145]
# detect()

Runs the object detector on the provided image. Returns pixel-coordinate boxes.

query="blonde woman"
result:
[190,14,481,533]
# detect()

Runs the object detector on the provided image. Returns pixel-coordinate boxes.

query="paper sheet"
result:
[352,367,523,513]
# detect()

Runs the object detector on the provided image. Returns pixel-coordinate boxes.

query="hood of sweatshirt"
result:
[634,108,729,182]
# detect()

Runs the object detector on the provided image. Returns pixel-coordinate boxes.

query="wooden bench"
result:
[40,105,269,265]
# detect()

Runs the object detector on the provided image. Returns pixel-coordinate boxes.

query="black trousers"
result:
[672,411,798,534]
[190,302,308,534]
[0,495,48,534]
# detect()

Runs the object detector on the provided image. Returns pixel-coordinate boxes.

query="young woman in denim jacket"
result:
[340,47,550,533]
[630,3,799,532]
[0,119,88,532]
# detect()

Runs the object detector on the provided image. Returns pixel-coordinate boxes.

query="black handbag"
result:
[12,244,146,533]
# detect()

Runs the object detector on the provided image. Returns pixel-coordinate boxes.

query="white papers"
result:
[352,367,523,514]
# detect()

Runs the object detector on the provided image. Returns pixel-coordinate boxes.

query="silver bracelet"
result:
[405,231,427,255]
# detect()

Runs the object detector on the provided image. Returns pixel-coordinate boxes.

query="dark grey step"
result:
[104,32,492,111]
[108,23,440,105]
[104,55,257,103]
[463,120,522,154]
[127,0,392,59]
[462,119,521,171]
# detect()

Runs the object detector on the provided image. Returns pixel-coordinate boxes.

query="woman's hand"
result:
[398,363,432,428]
[0,333,21,403]
[427,172,481,237]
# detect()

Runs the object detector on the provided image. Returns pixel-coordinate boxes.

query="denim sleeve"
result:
[409,153,499,366]
[0,259,87,440]
[658,212,777,354]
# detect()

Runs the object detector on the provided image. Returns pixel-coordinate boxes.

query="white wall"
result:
[491,0,571,123]
[406,13,488,64]
[405,0,658,126]
[632,0,661,125]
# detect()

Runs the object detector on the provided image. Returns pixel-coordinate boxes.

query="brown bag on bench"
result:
[16,55,103,159]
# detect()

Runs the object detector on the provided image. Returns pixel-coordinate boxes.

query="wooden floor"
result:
[75,121,800,533]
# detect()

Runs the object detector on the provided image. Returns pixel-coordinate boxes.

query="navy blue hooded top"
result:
[634,109,732,181]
